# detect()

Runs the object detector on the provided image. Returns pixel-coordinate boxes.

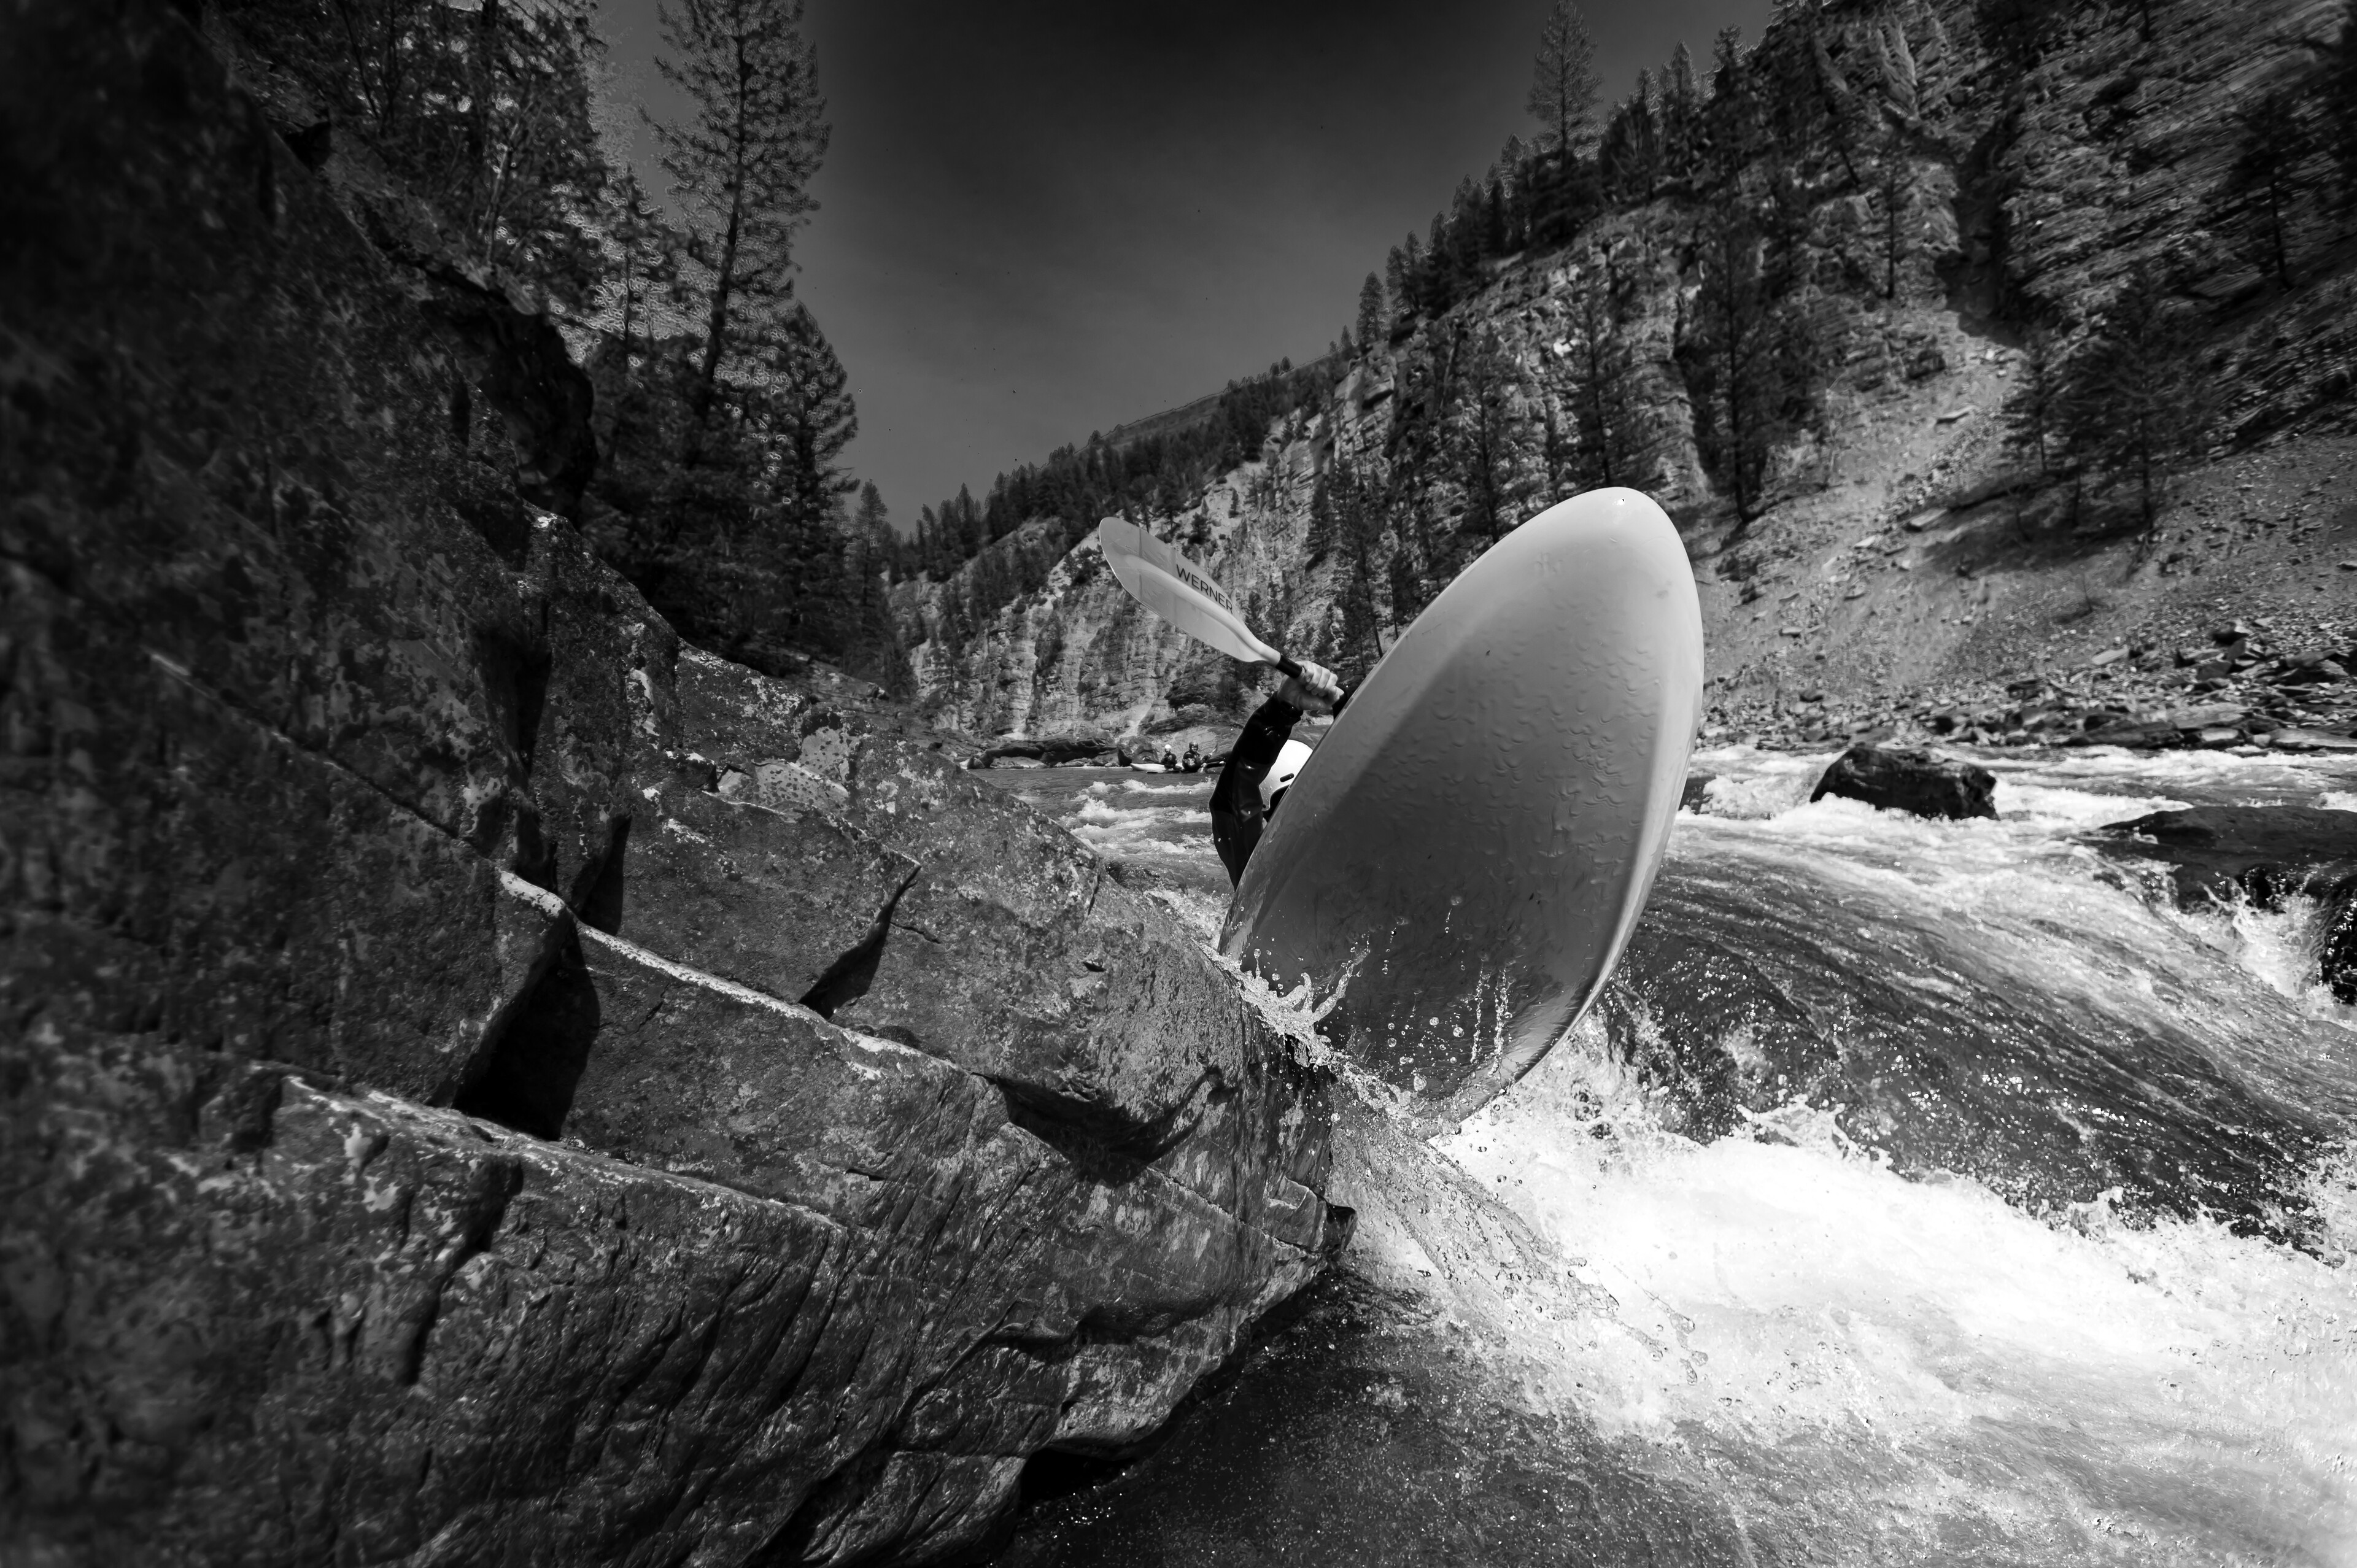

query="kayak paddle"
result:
[1095,517,1350,710]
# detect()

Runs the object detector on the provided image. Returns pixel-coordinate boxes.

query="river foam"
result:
[1401,1035,2357,1564]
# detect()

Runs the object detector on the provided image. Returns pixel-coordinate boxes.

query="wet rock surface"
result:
[2094,806,2357,1003]
[2092,806,2357,904]
[0,7,1341,1563]
[994,1271,1746,1568]
[1810,744,1997,819]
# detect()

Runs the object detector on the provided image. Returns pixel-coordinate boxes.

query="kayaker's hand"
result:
[1280,662,1343,716]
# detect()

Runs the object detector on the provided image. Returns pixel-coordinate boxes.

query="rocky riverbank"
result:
[1709,618,2357,755]
[0,7,1345,1563]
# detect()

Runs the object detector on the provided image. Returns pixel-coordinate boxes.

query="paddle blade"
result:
[1096,517,1282,666]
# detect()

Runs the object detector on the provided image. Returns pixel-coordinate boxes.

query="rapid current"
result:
[983,747,2357,1567]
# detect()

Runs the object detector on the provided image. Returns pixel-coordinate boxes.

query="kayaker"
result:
[1181,742,1202,774]
[1211,662,1344,885]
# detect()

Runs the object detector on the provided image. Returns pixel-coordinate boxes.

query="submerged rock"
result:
[2094,807,2357,1003]
[1593,857,2329,1238]
[0,7,1342,1563]
[2092,807,2357,904]
[1809,744,1997,820]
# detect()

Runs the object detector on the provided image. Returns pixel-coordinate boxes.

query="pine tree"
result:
[1331,466,1388,680]
[1446,325,1533,547]
[743,301,856,525]
[1562,254,1655,490]
[1803,21,1870,188]
[1450,178,1488,293]
[2057,272,2210,530]
[1701,27,1760,187]
[1498,136,1535,250]
[2002,328,2065,478]
[957,484,985,558]
[1423,212,1453,315]
[1388,519,1433,629]
[460,0,608,309]
[1539,395,1574,498]
[222,0,608,309]
[652,0,829,423]
[916,504,942,576]
[1356,272,1388,351]
[1679,206,1779,522]
[1868,131,1918,300]
[598,166,681,370]
[1600,85,1662,204]
[2221,86,2318,287]
[1306,469,1339,563]
[1661,42,1701,187]
[1528,0,1601,156]
[853,481,896,577]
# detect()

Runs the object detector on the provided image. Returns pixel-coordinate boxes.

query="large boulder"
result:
[1809,744,1997,820]
[0,6,1343,1564]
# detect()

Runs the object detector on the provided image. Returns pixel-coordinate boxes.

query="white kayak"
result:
[1220,487,1703,1119]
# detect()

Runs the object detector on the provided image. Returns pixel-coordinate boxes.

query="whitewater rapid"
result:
[988,747,2357,1566]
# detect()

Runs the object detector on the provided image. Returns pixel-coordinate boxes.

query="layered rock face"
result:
[892,0,2355,747]
[0,6,1342,1563]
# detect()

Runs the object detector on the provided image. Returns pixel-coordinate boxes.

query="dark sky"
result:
[593,0,1771,528]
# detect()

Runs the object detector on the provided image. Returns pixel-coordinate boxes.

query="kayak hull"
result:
[1220,488,1703,1118]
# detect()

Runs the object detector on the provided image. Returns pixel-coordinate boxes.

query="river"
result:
[977,747,2357,1567]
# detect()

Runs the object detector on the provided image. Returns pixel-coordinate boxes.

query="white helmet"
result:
[1259,740,1314,812]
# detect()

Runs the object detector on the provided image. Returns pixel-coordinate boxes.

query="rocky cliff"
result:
[0,6,1345,1562]
[894,0,2357,750]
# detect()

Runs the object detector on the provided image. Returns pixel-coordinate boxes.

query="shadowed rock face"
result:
[0,6,1342,1562]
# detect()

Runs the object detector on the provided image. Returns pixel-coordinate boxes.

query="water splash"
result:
[1428,1029,2351,1543]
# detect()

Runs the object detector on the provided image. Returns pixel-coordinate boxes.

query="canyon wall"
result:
[894,0,2357,746]
[0,6,1345,1562]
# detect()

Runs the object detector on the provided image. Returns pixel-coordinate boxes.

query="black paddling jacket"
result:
[1210,695,1302,886]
